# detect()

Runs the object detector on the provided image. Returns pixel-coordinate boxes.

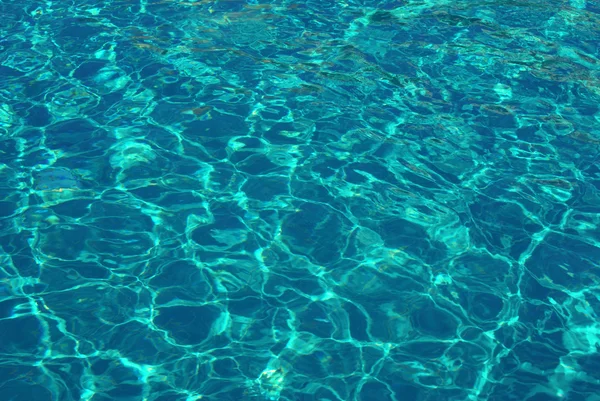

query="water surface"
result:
[1,0,600,400]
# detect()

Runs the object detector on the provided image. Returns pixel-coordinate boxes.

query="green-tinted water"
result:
[1,1,600,400]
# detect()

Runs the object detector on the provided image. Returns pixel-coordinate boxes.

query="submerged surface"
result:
[1,0,600,400]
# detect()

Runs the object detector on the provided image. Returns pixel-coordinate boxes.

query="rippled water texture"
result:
[1,0,600,400]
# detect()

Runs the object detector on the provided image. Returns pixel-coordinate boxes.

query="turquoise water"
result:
[1,0,600,400]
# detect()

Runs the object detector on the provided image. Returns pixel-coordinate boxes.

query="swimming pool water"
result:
[1,0,600,400]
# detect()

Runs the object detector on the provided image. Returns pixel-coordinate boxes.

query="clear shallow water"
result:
[1,0,600,400]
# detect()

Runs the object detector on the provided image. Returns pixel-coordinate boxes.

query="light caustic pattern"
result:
[1,0,600,401]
